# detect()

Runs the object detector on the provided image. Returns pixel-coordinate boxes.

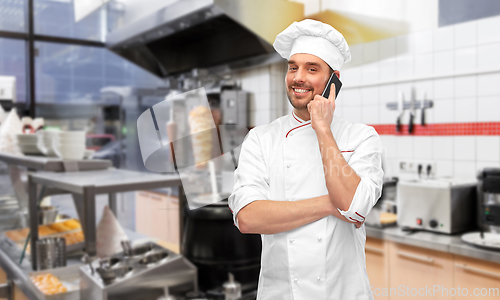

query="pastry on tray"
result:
[62,219,81,230]
[31,273,67,295]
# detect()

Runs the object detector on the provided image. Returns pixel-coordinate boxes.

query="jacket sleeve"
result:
[337,126,384,223]
[228,129,270,230]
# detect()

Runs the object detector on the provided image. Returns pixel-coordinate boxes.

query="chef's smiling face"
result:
[286,53,332,111]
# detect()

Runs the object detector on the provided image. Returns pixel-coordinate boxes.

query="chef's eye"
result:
[288,67,297,71]
[308,68,317,72]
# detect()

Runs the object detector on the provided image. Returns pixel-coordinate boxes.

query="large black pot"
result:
[182,199,261,292]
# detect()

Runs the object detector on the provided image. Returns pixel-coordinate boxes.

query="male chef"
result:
[228,19,384,300]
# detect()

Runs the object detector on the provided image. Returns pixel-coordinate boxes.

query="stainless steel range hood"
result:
[106,0,304,77]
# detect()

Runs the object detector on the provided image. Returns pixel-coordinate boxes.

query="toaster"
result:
[397,179,477,234]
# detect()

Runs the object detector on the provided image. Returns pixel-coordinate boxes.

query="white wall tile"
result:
[341,88,362,106]
[379,107,399,126]
[342,106,362,123]
[380,84,397,102]
[454,47,477,73]
[477,43,500,71]
[361,86,379,106]
[454,97,477,122]
[396,136,414,159]
[433,50,454,75]
[436,160,454,178]
[380,135,396,159]
[255,93,271,111]
[454,161,477,180]
[413,136,433,159]
[477,73,500,96]
[477,16,500,45]
[476,161,500,173]
[379,58,397,81]
[363,41,379,64]
[433,136,453,160]
[342,67,362,86]
[414,53,433,77]
[254,109,271,126]
[361,62,380,85]
[414,30,434,54]
[434,25,454,52]
[434,78,454,99]
[379,37,397,60]
[454,21,477,49]
[477,96,500,122]
[476,136,500,162]
[414,80,434,101]
[349,44,364,67]
[396,56,414,79]
[454,75,476,98]
[454,136,476,160]
[361,105,379,124]
[396,34,415,56]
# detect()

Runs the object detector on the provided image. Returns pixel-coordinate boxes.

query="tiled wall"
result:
[234,61,290,127]
[336,15,500,180]
[231,15,500,181]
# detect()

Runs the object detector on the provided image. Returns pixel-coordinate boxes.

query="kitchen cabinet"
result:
[365,237,389,300]
[388,242,454,299]
[13,285,28,300]
[0,266,6,285]
[135,191,180,252]
[453,255,500,299]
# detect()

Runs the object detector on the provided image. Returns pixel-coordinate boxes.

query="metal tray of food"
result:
[2,219,85,257]
[28,264,81,300]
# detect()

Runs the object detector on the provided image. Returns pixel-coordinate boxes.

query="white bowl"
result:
[53,144,85,160]
[58,131,86,140]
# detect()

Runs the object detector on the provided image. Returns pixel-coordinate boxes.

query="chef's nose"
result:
[293,68,306,83]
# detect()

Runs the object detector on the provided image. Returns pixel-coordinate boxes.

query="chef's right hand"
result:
[353,221,364,229]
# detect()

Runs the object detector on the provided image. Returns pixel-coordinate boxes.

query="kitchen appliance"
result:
[36,237,66,270]
[397,179,476,234]
[80,242,197,300]
[182,199,261,293]
[477,168,500,233]
[105,0,304,77]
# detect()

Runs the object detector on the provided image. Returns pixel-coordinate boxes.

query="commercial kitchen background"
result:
[1,0,500,298]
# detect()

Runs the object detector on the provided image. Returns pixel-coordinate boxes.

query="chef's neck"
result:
[294,108,311,121]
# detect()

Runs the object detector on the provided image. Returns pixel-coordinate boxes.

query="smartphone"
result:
[322,73,342,98]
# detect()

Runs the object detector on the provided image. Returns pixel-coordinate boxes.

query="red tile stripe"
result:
[370,122,500,136]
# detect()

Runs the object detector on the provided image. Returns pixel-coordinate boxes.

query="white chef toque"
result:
[273,19,351,71]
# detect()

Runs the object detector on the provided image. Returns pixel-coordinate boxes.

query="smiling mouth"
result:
[292,87,311,95]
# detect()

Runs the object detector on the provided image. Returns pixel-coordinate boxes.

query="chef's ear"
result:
[334,70,340,79]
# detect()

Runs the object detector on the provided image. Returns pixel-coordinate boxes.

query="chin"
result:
[287,92,312,110]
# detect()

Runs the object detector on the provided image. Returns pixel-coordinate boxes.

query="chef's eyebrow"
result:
[288,61,322,68]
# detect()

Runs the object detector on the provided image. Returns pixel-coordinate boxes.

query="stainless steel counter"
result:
[0,229,149,300]
[28,169,182,269]
[366,225,500,263]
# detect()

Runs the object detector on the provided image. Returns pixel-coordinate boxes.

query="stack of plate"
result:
[53,131,86,160]
[16,133,43,155]
[36,129,59,157]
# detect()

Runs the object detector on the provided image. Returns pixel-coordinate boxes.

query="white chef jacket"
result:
[228,110,384,300]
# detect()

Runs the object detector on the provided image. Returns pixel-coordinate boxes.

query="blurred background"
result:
[0,0,500,299]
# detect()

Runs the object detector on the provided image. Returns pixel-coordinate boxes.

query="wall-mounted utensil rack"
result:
[386,100,434,110]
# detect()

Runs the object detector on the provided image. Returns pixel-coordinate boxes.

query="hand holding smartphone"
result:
[321,73,342,99]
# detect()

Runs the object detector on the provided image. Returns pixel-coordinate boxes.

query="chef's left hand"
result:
[307,83,336,132]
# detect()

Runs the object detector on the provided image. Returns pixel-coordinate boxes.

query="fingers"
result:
[329,83,336,101]
[355,221,364,229]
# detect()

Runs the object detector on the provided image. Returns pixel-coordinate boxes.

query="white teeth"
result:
[294,88,309,93]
